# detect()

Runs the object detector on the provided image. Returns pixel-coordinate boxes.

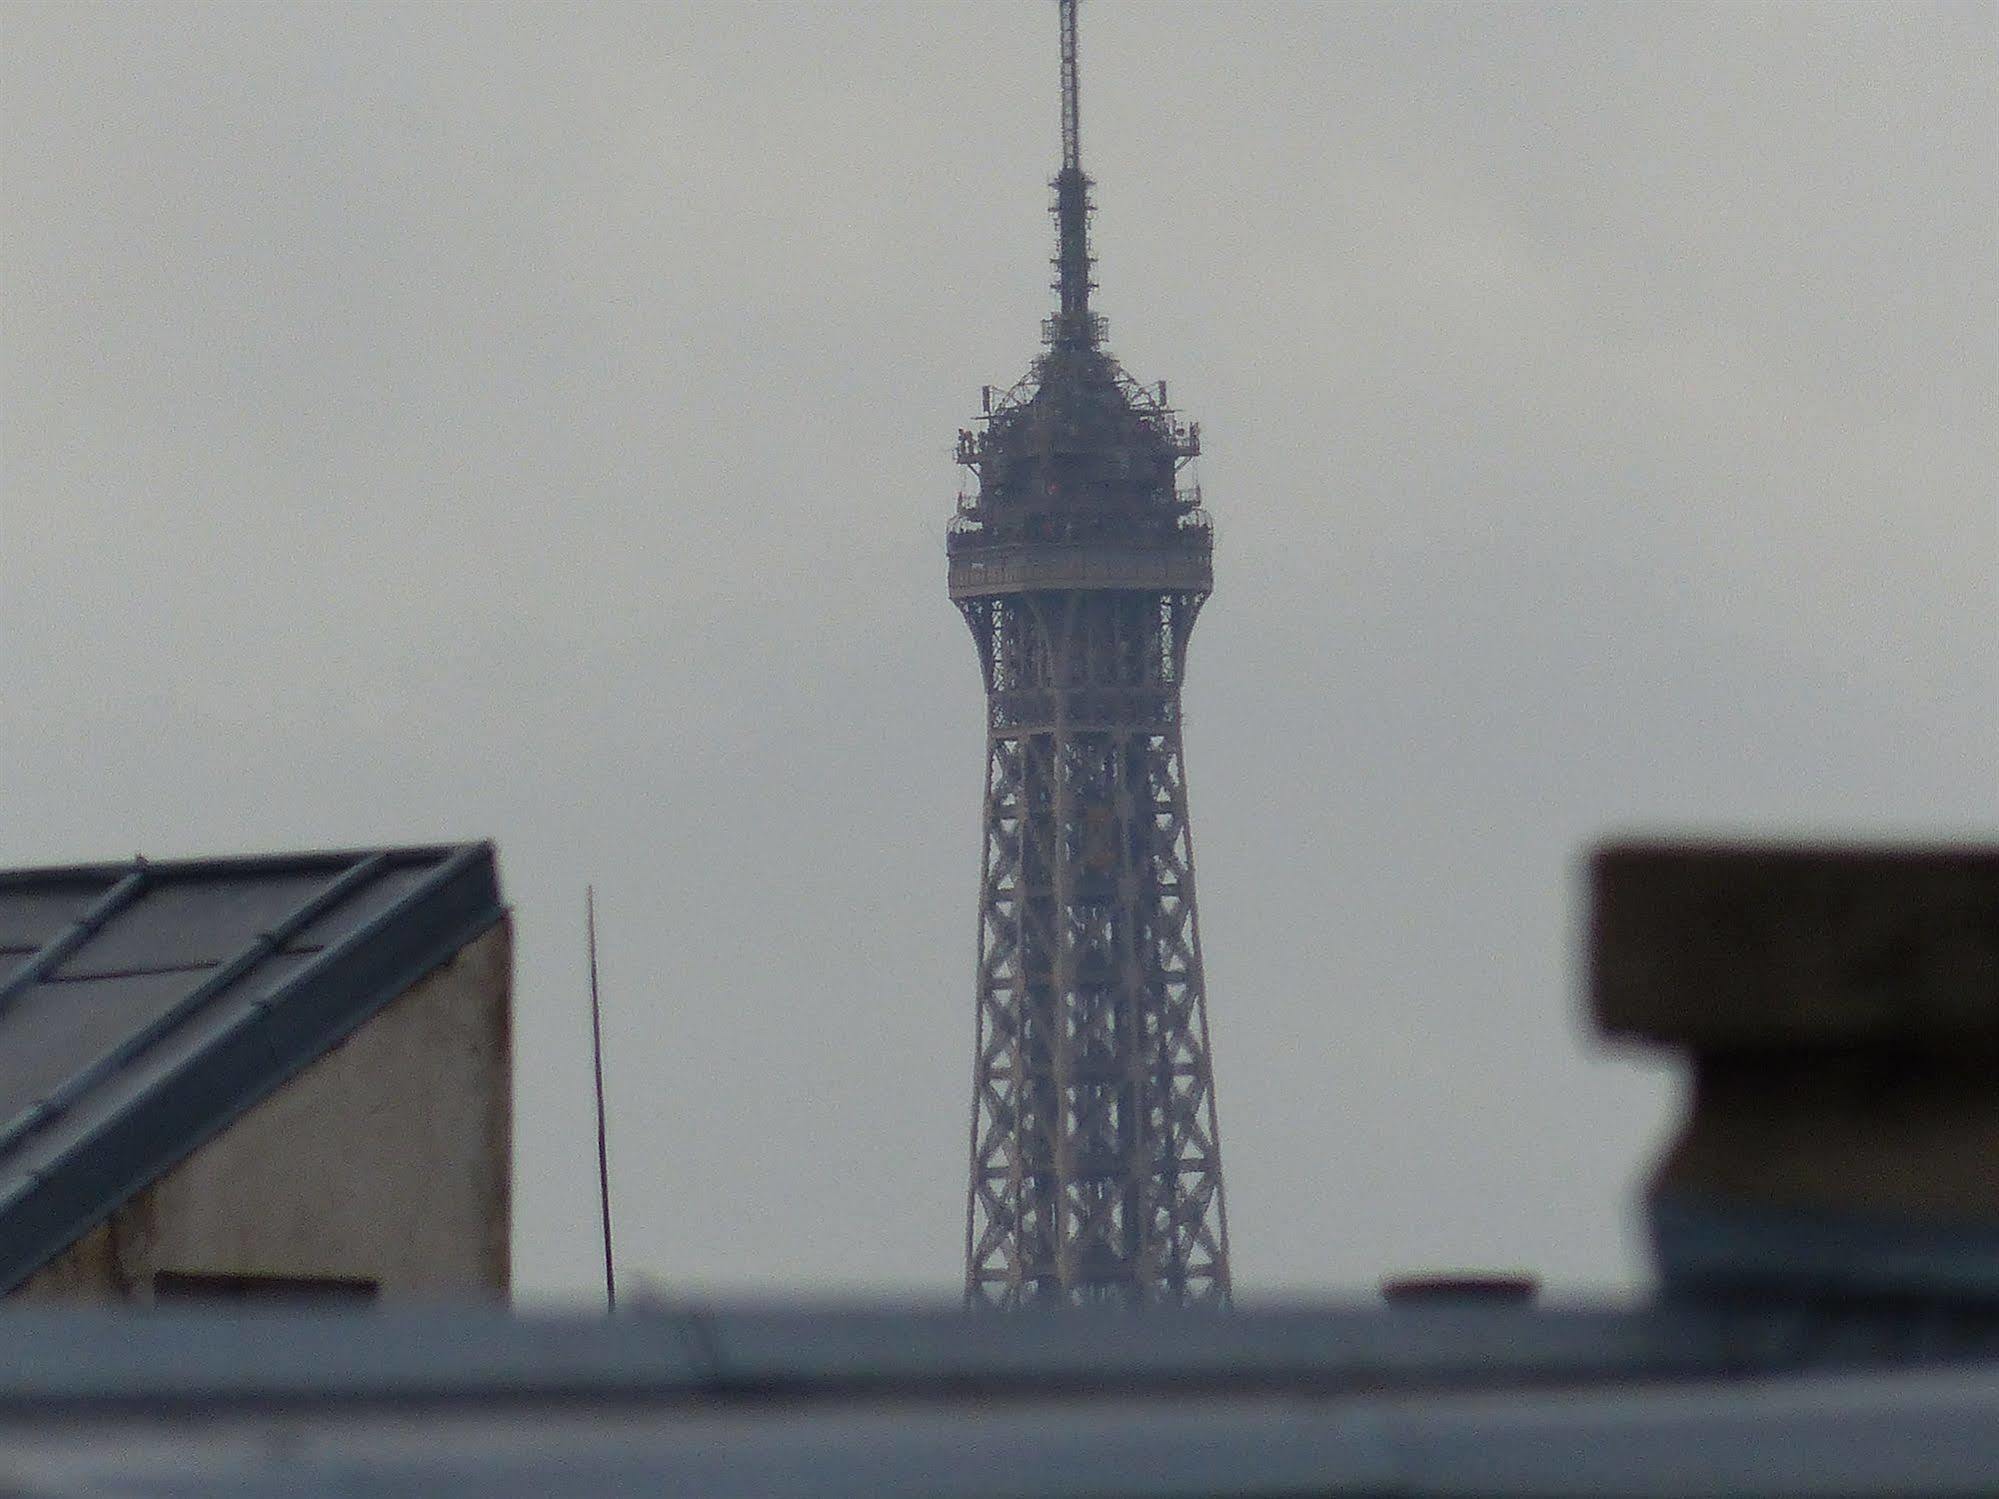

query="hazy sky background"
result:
[4,1,1994,1303]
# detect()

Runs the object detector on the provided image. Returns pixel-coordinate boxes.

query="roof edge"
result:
[0,841,491,889]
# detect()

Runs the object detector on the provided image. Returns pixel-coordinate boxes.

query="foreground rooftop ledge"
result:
[1587,841,1999,1301]
[0,1300,1992,1411]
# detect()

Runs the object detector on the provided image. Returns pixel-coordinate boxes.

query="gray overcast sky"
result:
[3,1,1994,1303]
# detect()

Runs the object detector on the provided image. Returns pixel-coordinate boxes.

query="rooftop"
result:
[0,842,506,1292]
[0,1300,1994,1496]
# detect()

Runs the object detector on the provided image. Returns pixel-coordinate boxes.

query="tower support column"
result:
[962,590,1230,1307]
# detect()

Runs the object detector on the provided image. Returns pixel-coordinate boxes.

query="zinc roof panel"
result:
[0,953,328,1197]
[282,863,443,953]
[53,873,340,978]
[0,971,209,1120]
[0,882,113,955]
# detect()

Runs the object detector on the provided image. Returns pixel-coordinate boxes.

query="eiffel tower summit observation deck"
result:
[948,0,1231,1308]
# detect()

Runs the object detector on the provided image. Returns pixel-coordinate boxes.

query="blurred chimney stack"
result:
[1590,842,1999,1303]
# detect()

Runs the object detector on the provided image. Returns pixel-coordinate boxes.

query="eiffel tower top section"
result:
[946,0,1212,602]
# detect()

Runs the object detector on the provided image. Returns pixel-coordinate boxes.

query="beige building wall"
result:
[13,919,511,1302]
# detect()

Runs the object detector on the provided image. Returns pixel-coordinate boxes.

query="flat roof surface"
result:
[0,1302,1994,1496]
[0,844,505,1292]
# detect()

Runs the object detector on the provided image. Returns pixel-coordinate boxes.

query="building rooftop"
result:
[0,1301,1994,1496]
[0,843,506,1292]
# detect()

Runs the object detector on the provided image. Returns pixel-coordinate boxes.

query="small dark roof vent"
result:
[1380,1272,1539,1306]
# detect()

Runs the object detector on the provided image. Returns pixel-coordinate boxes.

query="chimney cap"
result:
[1590,841,1999,1051]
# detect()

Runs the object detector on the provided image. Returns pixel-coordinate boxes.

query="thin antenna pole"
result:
[586,886,617,1313]
[1059,0,1081,174]
[1051,0,1095,342]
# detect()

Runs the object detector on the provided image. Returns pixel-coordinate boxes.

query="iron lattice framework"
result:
[947,0,1230,1307]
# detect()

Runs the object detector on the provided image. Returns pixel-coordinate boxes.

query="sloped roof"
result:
[0,842,506,1291]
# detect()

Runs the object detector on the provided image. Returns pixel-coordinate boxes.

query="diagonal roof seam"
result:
[0,868,152,1019]
[47,961,228,983]
[0,854,394,1165]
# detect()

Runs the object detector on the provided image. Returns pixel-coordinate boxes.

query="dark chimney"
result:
[1590,842,1999,1303]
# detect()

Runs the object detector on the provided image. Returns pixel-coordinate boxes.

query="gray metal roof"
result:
[0,1302,1994,1496]
[0,843,506,1292]
[2,1299,1996,1409]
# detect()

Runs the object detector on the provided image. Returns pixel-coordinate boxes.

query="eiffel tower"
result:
[947,0,1231,1307]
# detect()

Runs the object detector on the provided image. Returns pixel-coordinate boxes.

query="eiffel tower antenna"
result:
[1051,0,1097,345]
